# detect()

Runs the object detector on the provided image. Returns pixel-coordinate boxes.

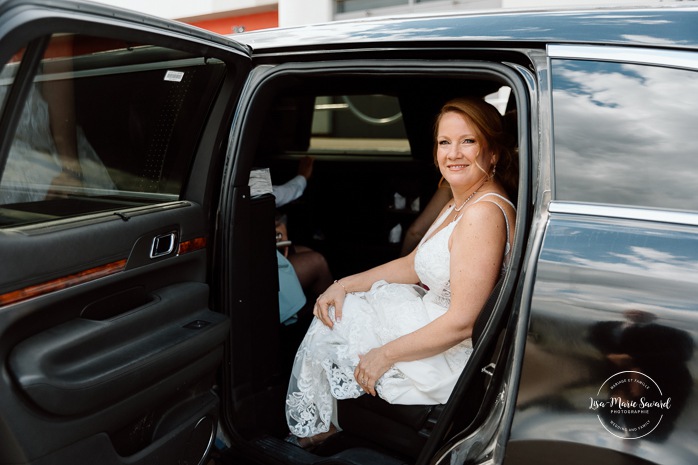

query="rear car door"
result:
[504,45,698,464]
[0,1,251,463]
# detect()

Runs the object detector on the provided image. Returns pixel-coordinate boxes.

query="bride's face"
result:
[435,111,491,190]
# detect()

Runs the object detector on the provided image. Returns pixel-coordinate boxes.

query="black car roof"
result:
[234,6,698,54]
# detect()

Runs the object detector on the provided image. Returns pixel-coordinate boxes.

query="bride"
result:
[285,97,518,448]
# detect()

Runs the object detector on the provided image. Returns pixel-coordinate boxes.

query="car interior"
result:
[220,69,525,464]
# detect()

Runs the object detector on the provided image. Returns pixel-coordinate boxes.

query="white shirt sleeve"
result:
[272,175,307,207]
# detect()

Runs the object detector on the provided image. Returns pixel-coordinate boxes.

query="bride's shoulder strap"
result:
[471,193,514,256]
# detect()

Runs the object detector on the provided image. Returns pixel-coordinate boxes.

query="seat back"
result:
[472,277,504,346]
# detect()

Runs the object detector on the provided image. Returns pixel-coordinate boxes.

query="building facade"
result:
[91,0,663,33]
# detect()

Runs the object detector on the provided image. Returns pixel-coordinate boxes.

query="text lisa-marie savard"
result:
[589,397,671,412]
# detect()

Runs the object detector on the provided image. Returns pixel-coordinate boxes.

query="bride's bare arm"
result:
[313,250,420,328]
[314,201,457,329]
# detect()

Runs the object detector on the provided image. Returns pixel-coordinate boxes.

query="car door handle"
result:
[150,231,177,258]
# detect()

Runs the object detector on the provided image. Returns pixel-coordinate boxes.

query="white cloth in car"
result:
[285,193,514,438]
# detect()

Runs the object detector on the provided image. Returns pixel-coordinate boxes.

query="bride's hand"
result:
[313,281,347,328]
[354,348,391,396]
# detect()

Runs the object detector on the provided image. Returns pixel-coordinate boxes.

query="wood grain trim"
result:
[0,259,128,308]
[178,236,207,255]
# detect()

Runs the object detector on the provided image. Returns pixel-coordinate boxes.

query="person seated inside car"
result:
[273,156,333,324]
[399,180,453,256]
[284,97,518,448]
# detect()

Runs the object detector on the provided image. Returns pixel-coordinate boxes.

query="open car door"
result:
[0,1,251,463]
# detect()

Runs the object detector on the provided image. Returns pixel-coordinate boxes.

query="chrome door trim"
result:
[550,201,698,227]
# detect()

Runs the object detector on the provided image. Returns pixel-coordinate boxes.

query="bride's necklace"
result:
[453,178,488,212]
[453,190,477,212]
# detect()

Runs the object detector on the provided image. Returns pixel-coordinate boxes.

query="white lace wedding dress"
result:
[286,193,513,438]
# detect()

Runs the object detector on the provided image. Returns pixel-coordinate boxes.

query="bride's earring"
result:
[490,163,497,180]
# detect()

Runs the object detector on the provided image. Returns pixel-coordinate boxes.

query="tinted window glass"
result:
[0,33,225,227]
[336,0,405,13]
[309,95,409,155]
[336,0,448,13]
[552,59,698,212]
[279,89,510,157]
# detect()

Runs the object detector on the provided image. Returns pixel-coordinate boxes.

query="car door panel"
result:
[0,202,229,463]
[0,202,207,305]
[9,282,227,416]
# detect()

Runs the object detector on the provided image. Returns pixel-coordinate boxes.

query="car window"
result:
[307,94,409,155]
[0,33,226,227]
[303,89,512,156]
[336,0,406,13]
[552,59,698,212]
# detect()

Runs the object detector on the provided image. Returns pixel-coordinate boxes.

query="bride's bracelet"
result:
[334,279,348,293]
